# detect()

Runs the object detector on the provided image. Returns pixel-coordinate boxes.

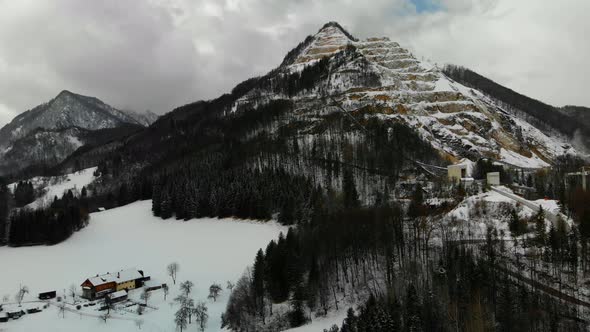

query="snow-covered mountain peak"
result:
[233,24,577,168]
[290,22,355,67]
[0,90,155,175]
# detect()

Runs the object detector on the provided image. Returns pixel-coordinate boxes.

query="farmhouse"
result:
[81,268,148,300]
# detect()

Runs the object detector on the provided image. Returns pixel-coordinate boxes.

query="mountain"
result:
[228,21,576,168]
[120,109,160,127]
[60,21,582,185]
[0,90,155,176]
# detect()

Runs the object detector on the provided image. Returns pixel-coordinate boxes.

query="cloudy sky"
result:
[0,0,588,127]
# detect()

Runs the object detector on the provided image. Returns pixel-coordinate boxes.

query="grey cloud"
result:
[0,0,588,127]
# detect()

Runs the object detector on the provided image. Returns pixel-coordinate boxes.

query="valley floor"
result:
[0,200,287,331]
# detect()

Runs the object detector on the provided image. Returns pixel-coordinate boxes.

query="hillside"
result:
[443,65,590,153]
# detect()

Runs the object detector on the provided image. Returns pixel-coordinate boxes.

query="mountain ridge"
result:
[0,90,157,176]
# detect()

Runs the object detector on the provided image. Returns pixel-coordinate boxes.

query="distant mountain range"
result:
[0,90,158,176]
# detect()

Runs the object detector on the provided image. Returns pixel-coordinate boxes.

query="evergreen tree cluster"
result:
[0,177,9,244]
[151,157,314,222]
[13,180,35,207]
[8,190,89,246]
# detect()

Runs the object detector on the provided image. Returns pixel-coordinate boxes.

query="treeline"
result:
[8,189,89,246]
[222,182,585,331]
[222,183,404,331]
[0,178,9,244]
[152,163,314,223]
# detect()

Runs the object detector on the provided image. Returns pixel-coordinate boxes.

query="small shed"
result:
[6,310,25,319]
[106,290,128,303]
[144,280,164,292]
[447,159,474,184]
[487,172,500,186]
[38,290,57,300]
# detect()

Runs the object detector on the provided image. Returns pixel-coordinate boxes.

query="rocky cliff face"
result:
[232,22,576,168]
[0,90,155,175]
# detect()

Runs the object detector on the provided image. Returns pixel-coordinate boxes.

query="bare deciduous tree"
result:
[193,301,209,332]
[16,285,28,306]
[175,307,188,332]
[99,312,110,324]
[135,318,144,329]
[69,284,78,304]
[179,280,194,296]
[2,294,9,303]
[58,302,66,318]
[208,283,222,302]
[104,296,116,314]
[162,284,169,300]
[226,281,234,292]
[174,294,195,323]
[140,289,150,306]
[167,262,180,285]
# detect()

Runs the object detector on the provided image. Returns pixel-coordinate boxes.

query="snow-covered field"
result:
[0,200,287,331]
[8,167,97,209]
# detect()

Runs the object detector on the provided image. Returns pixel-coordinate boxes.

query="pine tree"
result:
[508,208,524,237]
[252,249,266,324]
[404,285,422,332]
[152,184,162,216]
[342,168,359,208]
[534,207,546,246]
[341,307,357,332]
[289,285,308,328]
[408,184,425,219]
[496,280,515,332]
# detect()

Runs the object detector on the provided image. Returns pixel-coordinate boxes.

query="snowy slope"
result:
[0,200,287,331]
[443,187,566,241]
[284,310,347,332]
[232,22,576,168]
[9,167,98,209]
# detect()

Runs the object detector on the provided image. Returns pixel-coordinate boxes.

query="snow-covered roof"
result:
[85,268,143,286]
[144,280,161,288]
[107,290,127,299]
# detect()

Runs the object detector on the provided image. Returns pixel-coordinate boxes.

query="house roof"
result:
[107,290,127,299]
[83,268,143,286]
